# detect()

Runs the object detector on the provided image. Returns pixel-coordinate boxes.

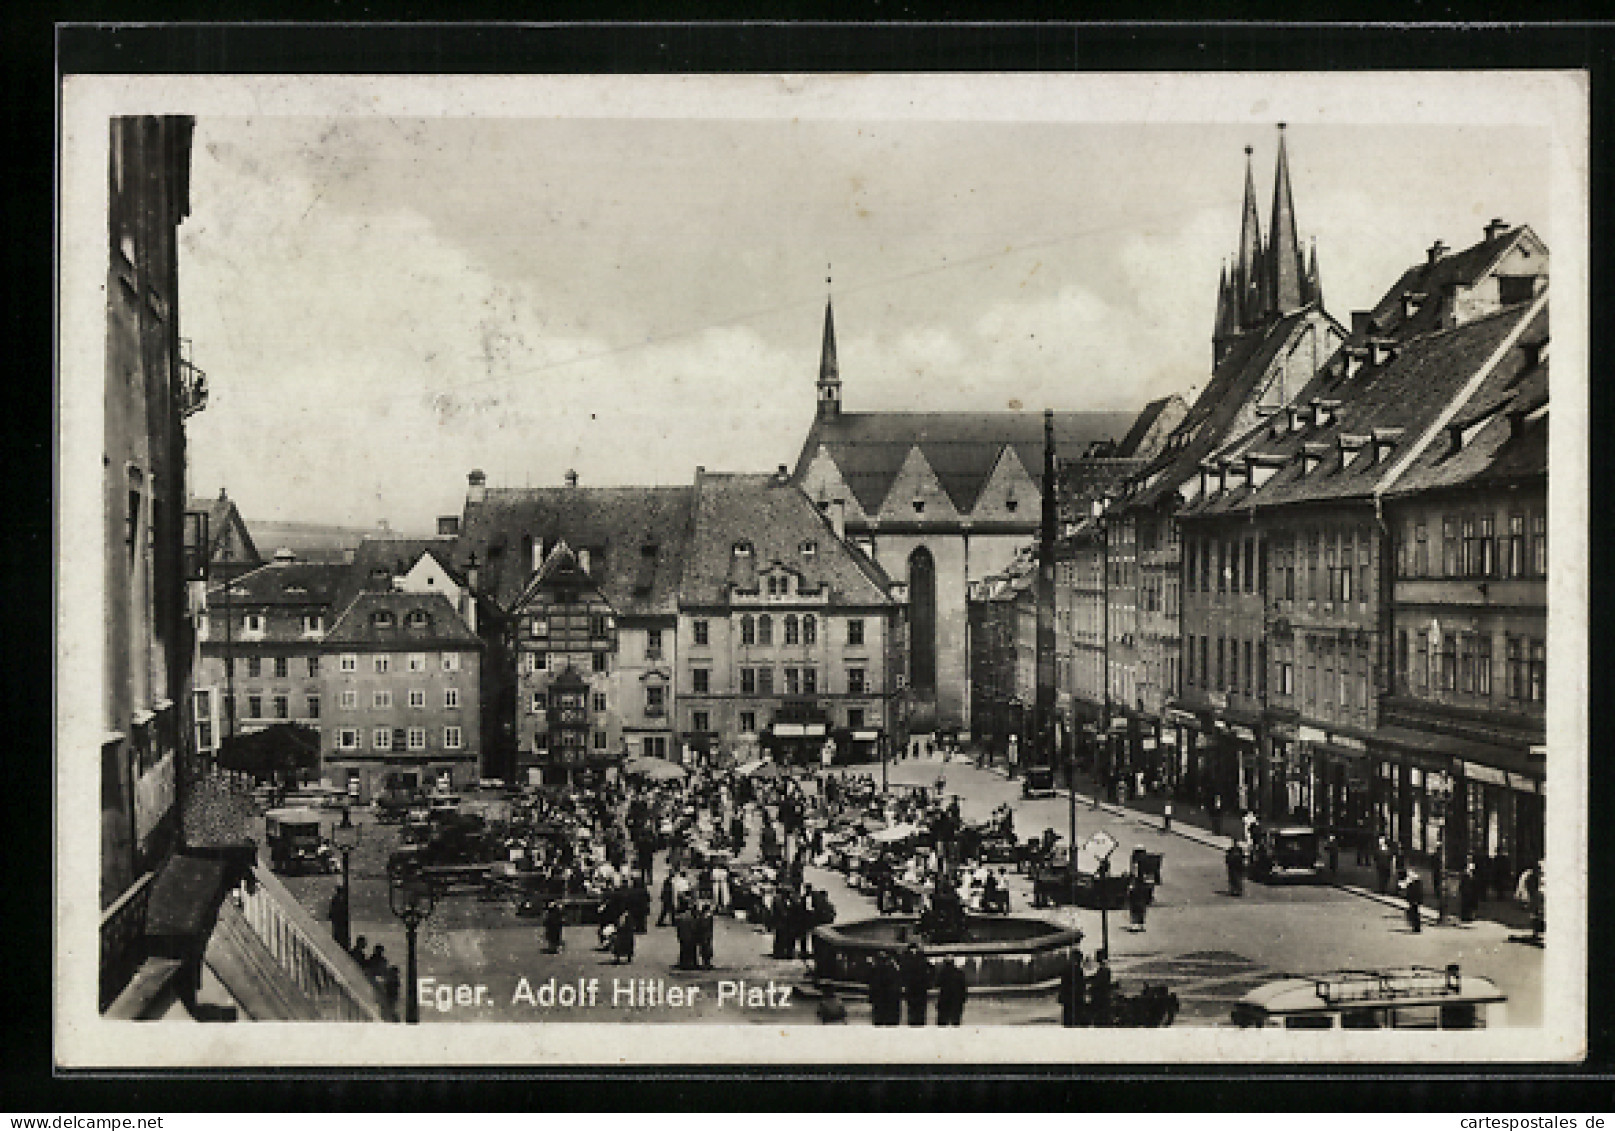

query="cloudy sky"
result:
[176,93,1551,532]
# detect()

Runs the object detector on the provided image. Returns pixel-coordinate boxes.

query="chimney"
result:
[273,547,296,563]
[1427,239,1448,266]
[564,469,579,488]
[218,486,228,501]
[1484,218,1509,242]
[437,515,460,536]
[1402,292,1426,320]
[828,498,847,541]
[467,469,487,505]
[1351,311,1373,338]
[775,463,791,485]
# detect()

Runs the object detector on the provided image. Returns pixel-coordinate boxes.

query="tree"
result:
[216,722,321,785]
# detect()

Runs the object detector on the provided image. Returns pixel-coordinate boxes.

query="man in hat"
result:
[935,958,969,1026]
[900,942,933,1027]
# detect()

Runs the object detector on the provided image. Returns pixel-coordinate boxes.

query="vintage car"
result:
[1020,765,1058,800]
[264,807,338,875]
[1231,965,1506,1030]
[1249,826,1326,883]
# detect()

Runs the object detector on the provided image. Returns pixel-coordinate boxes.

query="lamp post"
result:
[388,868,437,1024]
[330,808,362,951]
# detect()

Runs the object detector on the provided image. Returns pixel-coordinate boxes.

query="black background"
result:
[9,13,1613,1113]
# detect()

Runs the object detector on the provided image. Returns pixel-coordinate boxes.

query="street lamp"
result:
[388,867,437,1023]
[330,808,363,951]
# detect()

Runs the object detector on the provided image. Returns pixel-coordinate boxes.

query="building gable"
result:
[798,443,870,525]
[967,444,1040,523]
[875,445,961,523]
[398,551,462,603]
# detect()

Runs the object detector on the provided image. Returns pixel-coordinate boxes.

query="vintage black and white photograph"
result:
[58,70,1588,1066]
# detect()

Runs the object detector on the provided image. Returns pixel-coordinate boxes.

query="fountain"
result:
[810,914,1082,995]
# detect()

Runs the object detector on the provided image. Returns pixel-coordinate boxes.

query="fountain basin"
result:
[810,914,1082,996]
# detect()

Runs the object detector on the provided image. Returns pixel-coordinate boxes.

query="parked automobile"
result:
[1020,765,1058,800]
[264,807,338,875]
[1249,826,1326,883]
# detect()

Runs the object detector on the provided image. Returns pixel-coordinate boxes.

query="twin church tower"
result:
[792,125,1321,735]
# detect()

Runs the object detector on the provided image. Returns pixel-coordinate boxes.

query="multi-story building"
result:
[1119,128,1343,797]
[678,469,900,766]
[792,298,1135,736]
[100,113,208,998]
[1380,298,1548,886]
[968,553,1038,764]
[194,551,349,758]
[1185,221,1548,855]
[455,472,694,784]
[321,591,483,798]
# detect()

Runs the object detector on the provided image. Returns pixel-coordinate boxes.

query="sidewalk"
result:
[967,751,1527,931]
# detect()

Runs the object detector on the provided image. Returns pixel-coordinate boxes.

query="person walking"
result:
[1403,868,1424,933]
[657,873,676,927]
[900,943,933,1027]
[611,907,636,964]
[935,958,969,1026]
[1058,950,1087,1027]
[1325,834,1340,878]
[1127,873,1150,932]
[695,901,716,970]
[542,900,565,954]
[1224,842,1245,896]
[869,951,903,1027]
[1459,859,1479,923]
[1089,953,1114,1027]
[1375,836,1393,894]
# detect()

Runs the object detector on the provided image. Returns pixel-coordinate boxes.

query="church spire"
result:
[817,280,841,422]
[1236,145,1265,327]
[1306,237,1322,308]
[1269,123,1306,315]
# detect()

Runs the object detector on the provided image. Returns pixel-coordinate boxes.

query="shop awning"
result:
[1372,724,1531,775]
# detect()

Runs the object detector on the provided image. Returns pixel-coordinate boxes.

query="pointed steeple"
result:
[1269,123,1306,315]
[1213,260,1241,365]
[1306,237,1322,308]
[816,289,841,422]
[1236,145,1265,326]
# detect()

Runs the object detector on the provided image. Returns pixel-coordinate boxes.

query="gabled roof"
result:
[1353,225,1545,345]
[1188,298,1545,517]
[455,486,694,615]
[793,410,1136,517]
[323,591,481,650]
[1123,308,1322,512]
[335,536,459,610]
[1114,396,1175,459]
[187,492,261,565]
[680,472,892,608]
[207,559,351,607]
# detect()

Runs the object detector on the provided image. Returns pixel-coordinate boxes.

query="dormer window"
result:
[1301,443,1328,476]
[1372,427,1404,465]
[913,499,925,515]
[800,540,817,558]
[1005,495,1019,513]
[733,541,753,558]
[1288,407,1306,433]
[370,610,396,628]
[405,609,431,629]
[1370,341,1396,367]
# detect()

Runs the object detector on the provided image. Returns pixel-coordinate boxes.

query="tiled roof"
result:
[1188,299,1543,517]
[1387,315,1548,497]
[793,410,1136,516]
[335,536,459,609]
[1115,397,1174,459]
[323,590,481,650]
[455,486,694,615]
[207,560,352,607]
[1352,226,1541,345]
[680,472,892,608]
[1122,309,1316,512]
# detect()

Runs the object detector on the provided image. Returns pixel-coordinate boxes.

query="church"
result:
[791,298,1173,735]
